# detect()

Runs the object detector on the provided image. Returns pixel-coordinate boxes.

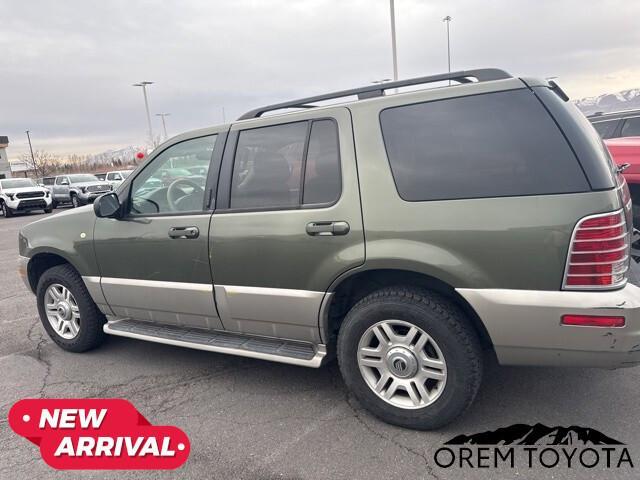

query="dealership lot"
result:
[1,210,640,479]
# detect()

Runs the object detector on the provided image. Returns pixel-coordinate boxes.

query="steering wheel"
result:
[167,178,204,212]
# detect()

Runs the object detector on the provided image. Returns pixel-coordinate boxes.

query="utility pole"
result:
[443,16,452,83]
[155,113,170,140]
[389,0,399,84]
[133,81,155,146]
[25,130,36,173]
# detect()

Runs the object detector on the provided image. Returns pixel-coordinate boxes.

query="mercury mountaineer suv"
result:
[17,69,640,429]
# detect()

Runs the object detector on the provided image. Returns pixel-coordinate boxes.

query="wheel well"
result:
[27,253,71,293]
[325,269,493,350]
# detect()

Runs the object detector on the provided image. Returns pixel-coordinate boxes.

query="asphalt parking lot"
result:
[1,210,640,479]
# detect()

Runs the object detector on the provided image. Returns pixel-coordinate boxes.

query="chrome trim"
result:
[100,277,222,330]
[103,320,327,368]
[562,209,629,291]
[572,232,628,242]
[214,285,326,343]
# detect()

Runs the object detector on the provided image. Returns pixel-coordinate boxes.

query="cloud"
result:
[2,0,639,159]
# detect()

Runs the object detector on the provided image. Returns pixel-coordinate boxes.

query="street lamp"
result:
[25,130,36,174]
[155,113,170,140]
[132,81,154,146]
[443,16,452,76]
[389,0,399,84]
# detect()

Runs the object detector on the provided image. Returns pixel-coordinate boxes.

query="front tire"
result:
[1,202,13,217]
[36,264,107,352]
[71,194,80,208]
[337,287,483,430]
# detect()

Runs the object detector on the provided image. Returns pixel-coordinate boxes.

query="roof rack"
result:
[237,68,512,120]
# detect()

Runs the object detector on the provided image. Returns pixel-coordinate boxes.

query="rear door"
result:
[210,108,364,343]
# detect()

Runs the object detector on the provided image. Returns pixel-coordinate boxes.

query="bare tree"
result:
[21,150,58,179]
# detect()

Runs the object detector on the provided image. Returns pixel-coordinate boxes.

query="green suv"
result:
[17,69,640,429]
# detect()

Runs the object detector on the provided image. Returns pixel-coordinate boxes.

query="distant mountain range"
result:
[574,88,640,115]
[445,423,624,446]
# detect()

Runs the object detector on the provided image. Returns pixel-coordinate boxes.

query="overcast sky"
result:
[2,0,639,160]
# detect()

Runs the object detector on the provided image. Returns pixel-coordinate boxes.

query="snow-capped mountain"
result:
[574,88,640,115]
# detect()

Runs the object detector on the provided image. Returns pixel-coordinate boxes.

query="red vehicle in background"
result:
[605,137,640,248]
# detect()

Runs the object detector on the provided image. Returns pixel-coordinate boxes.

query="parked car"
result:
[605,136,640,227]
[94,173,107,181]
[51,174,112,208]
[0,177,52,217]
[18,69,640,430]
[588,109,640,139]
[103,170,133,189]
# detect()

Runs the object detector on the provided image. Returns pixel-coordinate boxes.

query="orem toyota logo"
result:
[434,423,634,470]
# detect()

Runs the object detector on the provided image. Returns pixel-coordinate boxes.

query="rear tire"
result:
[44,207,53,214]
[337,286,483,430]
[36,264,107,352]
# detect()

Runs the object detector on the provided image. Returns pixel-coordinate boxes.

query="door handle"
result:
[168,226,199,239]
[306,221,350,236]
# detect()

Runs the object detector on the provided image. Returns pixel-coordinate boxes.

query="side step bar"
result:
[104,319,327,368]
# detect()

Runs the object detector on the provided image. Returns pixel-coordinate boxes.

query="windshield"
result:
[0,179,36,189]
[68,174,99,183]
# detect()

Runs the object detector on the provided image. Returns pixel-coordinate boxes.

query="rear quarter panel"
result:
[349,81,621,290]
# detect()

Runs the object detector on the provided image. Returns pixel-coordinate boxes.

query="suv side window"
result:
[303,120,341,205]
[379,89,589,201]
[621,117,640,137]
[592,120,619,139]
[129,135,217,215]
[230,119,341,209]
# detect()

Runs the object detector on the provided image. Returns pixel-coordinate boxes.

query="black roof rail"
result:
[237,68,512,120]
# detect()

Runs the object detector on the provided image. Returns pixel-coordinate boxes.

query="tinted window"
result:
[230,122,307,209]
[303,120,341,204]
[592,120,619,139]
[621,117,640,137]
[130,135,216,214]
[380,89,589,201]
[55,177,68,185]
[43,177,55,185]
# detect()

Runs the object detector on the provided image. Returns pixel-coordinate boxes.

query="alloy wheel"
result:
[357,319,447,409]
[44,283,81,339]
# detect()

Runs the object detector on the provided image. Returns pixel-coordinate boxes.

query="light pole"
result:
[133,81,154,146]
[25,130,36,172]
[389,0,399,84]
[155,113,170,140]
[443,16,452,78]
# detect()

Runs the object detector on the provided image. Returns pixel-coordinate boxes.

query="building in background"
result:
[0,136,11,179]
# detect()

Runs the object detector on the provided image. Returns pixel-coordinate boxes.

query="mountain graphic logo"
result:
[445,423,624,446]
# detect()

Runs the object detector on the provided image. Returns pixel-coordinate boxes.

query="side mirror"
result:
[94,192,122,218]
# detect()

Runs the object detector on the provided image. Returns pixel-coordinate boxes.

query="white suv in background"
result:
[103,170,133,189]
[0,178,52,218]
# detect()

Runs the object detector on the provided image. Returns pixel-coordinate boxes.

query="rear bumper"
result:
[457,283,640,368]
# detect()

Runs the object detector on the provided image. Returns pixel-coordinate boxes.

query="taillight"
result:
[563,210,629,290]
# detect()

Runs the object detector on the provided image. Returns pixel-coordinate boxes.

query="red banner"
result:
[8,399,190,470]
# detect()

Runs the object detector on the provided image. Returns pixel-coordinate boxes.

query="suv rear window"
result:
[380,89,589,202]
[592,120,619,139]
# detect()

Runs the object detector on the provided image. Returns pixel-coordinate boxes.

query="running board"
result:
[104,319,326,368]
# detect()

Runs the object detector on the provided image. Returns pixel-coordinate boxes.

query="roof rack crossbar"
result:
[237,68,511,120]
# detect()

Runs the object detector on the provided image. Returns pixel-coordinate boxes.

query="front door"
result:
[93,132,224,329]
[210,108,365,343]
[53,175,70,201]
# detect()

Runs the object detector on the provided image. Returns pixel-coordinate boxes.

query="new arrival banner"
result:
[8,399,190,470]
